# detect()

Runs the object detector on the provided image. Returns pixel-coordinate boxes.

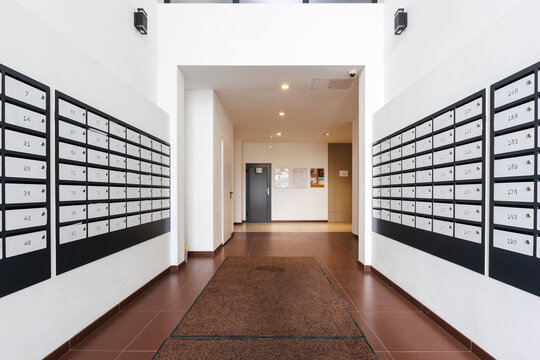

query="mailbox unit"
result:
[55,92,171,274]
[372,90,486,273]
[489,62,540,297]
[0,64,51,298]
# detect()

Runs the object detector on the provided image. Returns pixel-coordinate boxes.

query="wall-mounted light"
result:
[134,8,148,35]
[276,132,282,136]
[324,132,331,136]
[394,8,407,35]
[279,112,285,117]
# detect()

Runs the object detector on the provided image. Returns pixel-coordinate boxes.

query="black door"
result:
[246,163,271,222]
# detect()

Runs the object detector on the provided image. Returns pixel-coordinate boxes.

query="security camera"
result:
[348,70,357,78]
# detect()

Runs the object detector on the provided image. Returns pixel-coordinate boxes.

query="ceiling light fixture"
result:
[276,132,282,136]
[324,132,331,136]
[279,112,285,117]
[281,84,290,90]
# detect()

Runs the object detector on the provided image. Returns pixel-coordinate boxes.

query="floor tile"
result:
[333,271,390,289]
[115,351,155,360]
[390,351,480,360]
[375,351,394,360]
[182,270,216,289]
[59,351,120,360]
[121,286,179,312]
[127,312,185,351]
[335,287,358,312]
[72,312,157,351]
[59,227,472,360]
[161,287,202,312]
[150,272,190,292]
[349,311,387,352]
[363,312,469,352]
[345,285,419,312]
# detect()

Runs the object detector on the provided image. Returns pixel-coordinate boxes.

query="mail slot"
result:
[493,229,533,256]
[493,100,534,132]
[402,128,415,143]
[494,73,535,108]
[87,112,108,132]
[454,222,481,244]
[493,206,534,229]
[494,155,534,178]
[455,98,482,124]
[433,129,454,149]
[433,110,454,132]
[433,219,453,237]
[415,216,432,232]
[58,99,86,124]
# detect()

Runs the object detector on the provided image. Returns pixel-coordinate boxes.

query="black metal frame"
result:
[489,62,540,297]
[0,64,51,298]
[55,92,171,275]
[372,90,486,274]
[246,163,272,223]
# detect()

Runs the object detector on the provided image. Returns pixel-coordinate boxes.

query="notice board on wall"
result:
[274,168,290,188]
[292,168,308,188]
[311,168,325,188]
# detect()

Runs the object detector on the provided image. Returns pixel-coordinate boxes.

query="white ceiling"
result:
[180,66,361,143]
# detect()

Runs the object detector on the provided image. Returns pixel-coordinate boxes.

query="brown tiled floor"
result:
[59,232,479,360]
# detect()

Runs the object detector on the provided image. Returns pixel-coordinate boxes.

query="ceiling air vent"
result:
[311,78,353,90]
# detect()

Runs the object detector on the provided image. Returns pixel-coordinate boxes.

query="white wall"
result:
[184,90,233,252]
[383,0,524,101]
[173,69,185,264]
[0,2,170,359]
[374,1,540,358]
[184,90,214,252]
[233,139,243,223]
[242,143,328,221]
[352,115,359,235]
[15,0,160,103]
[213,94,234,248]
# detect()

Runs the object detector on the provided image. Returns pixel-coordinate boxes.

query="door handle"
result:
[266,187,270,196]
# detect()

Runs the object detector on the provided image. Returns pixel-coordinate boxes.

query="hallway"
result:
[59,232,479,360]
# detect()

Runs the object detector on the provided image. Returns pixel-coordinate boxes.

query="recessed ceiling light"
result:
[324,132,331,136]
[281,84,289,90]
[276,132,282,136]
[279,112,285,117]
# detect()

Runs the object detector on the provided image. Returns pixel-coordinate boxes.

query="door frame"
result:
[221,141,233,244]
[246,163,272,223]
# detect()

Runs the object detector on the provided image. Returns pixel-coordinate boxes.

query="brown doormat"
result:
[155,257,378,360]
[172,257,361,337]
[154,338,377,360]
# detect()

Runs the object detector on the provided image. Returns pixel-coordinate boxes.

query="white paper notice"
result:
[274,168,290,188]
[292,168,308,188]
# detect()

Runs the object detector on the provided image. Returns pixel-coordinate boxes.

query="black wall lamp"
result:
[394,8,408,35]
[134,8,148,35]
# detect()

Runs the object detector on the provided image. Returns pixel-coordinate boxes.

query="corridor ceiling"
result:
[180,66,361,143]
